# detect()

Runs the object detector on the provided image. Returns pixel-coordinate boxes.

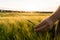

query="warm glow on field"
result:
[0,12,59,40]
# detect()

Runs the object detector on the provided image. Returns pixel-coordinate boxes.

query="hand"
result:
[34,18,53,32]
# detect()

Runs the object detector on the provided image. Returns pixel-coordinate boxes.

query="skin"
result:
[34,6,60,32]
[55,19,60,37]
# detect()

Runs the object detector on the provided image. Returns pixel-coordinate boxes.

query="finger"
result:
[35,24,47,31]
[36,24,50,32]
[42,24,50,32]
[35,21,46,29]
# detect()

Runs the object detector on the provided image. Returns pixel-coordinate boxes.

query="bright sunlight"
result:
[0,0,60,11]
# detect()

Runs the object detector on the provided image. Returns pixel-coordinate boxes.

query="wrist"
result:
[49,6,60,22]
[49,15,58,22]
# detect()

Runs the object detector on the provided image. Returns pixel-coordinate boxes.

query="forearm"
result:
[49,6,60,22]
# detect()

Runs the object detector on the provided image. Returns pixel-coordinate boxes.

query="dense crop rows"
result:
[0,13,60,40]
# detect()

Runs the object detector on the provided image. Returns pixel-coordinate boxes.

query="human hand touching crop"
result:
[34,18,53,32]
[34,6,60,32]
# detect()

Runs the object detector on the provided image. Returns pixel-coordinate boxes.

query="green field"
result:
[0,12,59,40]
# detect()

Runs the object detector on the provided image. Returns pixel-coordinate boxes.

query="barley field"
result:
[0,12,59,40]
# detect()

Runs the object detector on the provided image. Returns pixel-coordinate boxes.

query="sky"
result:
[0,0,60,11]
